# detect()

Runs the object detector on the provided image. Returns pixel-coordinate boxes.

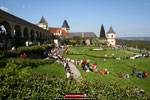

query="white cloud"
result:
[0,6,8,12]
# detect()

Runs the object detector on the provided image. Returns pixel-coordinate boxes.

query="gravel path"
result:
[68,62,82,81]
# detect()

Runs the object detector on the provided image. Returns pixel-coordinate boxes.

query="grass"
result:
[29,62,66,78]
[63,46,150,93]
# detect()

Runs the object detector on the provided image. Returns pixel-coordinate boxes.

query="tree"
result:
[99,24,106,38]
[73,36,81,44]
[61,38,70,45]
[91,38,100,45]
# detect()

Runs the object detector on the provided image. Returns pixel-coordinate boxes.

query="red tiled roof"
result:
[48,27,68,36]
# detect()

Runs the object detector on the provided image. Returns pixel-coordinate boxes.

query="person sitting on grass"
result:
[104,69,108,74]
[143,71,148,78]
[103,58,106,62]
[124,74,129,79]
[98,69,103,74]
[118,72,124,78]
[94,62,97,69]
[137,71,143,78]
[140,89,145,94]
[94,69,98,73]
[89,66,93,72]
[134,86,139,94]
[66,70,70,79]
[92,64,95,68]
[86,68,90,72]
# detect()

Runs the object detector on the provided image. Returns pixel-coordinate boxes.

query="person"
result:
[84,60,86,65]
[20,54,24,58]
[98,69,103,74]
[76,58,78,65]
[140,89,145,94]
[86,68,90,72]
[11,46,16,50]
[134,86,139,94]
[103,58,106,62]
[112,54,114,59]
[23,53,27,58]
[132,65,136,77]
[104,69,108,74]
[138,71,142,78]
[94,63,97,68]
[124,74,129,79]
[94,69,98,73]
[118,72,124,78]
[26,41,29,47]
[142,71,148,78]
[66,70,70,78]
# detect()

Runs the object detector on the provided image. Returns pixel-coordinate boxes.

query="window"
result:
[112,41,113,43]
[111,35,113,37]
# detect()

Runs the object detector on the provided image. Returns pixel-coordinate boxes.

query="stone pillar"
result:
[21,26,24,38]
[28,28,31,41]
[10,23,15,37]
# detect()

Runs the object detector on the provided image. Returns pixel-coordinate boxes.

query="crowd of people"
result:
[42,45,149,94]
[48,45,74,79]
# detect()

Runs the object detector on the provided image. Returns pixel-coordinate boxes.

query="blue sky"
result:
[0,0,150,37]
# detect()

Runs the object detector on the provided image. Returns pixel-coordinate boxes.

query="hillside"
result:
[116,39,150,50]
[117,37,150,41]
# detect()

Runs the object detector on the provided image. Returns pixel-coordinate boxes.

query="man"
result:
[112,54,115,59]
[132,65,136,77]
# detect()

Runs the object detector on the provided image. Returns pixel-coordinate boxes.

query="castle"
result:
[36,16,116,46]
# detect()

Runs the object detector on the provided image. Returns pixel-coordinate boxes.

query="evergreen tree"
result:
[99,24,106,38]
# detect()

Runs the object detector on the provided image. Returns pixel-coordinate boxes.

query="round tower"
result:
[107,26,116,46]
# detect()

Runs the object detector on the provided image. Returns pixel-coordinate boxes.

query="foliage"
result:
[116,39,150,50]
[72,36,81,44]
[17,45,51,55]
[100,24,106,38]
[7,58,55,68]
[91,38,100,45]
[0,74,150,99]
[61,38,71,45]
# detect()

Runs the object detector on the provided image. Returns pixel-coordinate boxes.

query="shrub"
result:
[17,45,51,55]
[7,58,55,68]
[0,75,150,99]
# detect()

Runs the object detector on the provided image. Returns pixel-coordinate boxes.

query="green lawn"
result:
[63,46,150,93]
[29,62,66,78]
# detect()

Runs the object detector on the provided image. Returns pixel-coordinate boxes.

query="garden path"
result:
[56,60,82,81]
[68,62,82,81]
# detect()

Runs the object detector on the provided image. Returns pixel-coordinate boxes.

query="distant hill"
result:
[117,37,150,41]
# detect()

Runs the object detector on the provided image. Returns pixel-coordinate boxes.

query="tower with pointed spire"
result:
[37,16,48,30]
[62,20,70,33]
[107,26,116,46]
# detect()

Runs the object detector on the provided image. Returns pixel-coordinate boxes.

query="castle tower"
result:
[62,20,70,33]
[37,16,48,30]
[107,26,116,46]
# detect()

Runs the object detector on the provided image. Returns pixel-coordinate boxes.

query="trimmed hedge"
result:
[7,58,55,68]
[17,45,51,55]
[0,75,150,99]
